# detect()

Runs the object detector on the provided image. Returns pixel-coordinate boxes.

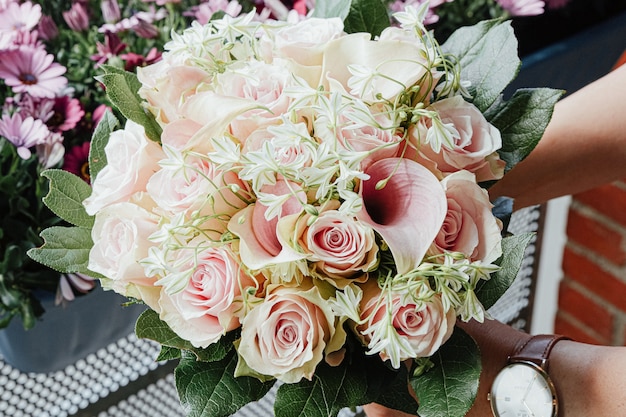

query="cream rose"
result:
[157,246,255,348]
[146,154,249,239]
[412,95,505,182]
[301,208,379,288]
[138,63,210,125]
[430,170,503,263]
[259,17,344,67]
[322,33,433,102]
[83,120,164,215]
[88,202,159,296]
[236,283,337,383]
[215,60,295,140]
[359,281,456,363]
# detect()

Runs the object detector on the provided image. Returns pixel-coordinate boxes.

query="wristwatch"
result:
[489,334,570,417]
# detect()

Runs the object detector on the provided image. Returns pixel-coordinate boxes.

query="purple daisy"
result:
[0,112,50,159]
[0,45,67,98]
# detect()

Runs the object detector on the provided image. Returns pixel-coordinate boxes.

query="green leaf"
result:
[442,20,519,112]
[41,169,93,228]
[175,350,274,417]
[89,110,119,181]
[410,328,481,417]
[344,0,390,37]
[26,226,93,274]
[274,345,416,417]
[135,308,235,362]
[311,0,351,19]
[157,345,182,362]
[96,66,162,142]
[476,233,535,309]
[486,87,564,172]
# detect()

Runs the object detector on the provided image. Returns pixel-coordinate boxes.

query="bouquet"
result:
[30,0,562,416]
[0,0,298,329]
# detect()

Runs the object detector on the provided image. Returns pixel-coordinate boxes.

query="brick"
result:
[562,247,626,313]
[557,281,614,341]
[554,313,606,345]
[574,183,626,228]
[566,208,626,265]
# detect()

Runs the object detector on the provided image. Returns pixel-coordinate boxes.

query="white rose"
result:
[88,202,159,295]
[322,33,433,102]
[83,120,164,215]
[260,17,344,66]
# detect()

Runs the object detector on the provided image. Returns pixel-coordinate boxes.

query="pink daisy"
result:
[0,112,50,159]
[0,45,67,98]
[0,1,42,32]
[50,96,85,132]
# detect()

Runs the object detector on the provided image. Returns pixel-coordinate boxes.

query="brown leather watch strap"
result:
[509,334,571,372]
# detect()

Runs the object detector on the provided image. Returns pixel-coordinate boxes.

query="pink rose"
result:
[316,103,403,169]
[88,202,159,294]
[236,283,337,383]
[301,207,379,288]
[83,120,164,215]
[359,281,456,363]
[158,246,256,348]
[411,95,505,182]
[430,170,503,263]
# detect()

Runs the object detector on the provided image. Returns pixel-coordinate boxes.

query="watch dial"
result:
[491,363,556,417]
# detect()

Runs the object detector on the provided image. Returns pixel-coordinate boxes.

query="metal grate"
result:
[488,204,544,331]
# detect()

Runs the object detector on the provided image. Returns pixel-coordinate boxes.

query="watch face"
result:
[490,362,557,417]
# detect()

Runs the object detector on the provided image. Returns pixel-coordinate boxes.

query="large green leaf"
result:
[312,0,390,36]
[26,226,93,274]
[476,233,535,309]
[442,20,519,112]
[274,345,417,417]
[486,87,564,172]
[410,328,481,417]
[96,66,162,142]
[343,0,390,37]
[135,309,235,363]
[89,110,119,181]
[41,169,93,228]
[175,350,274,417]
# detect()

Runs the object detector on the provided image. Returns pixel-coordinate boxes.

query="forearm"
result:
[489,64,626,209]
[462,319,626,417]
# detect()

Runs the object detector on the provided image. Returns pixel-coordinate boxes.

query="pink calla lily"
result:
[358,158,447,274]
[228,181,307,271]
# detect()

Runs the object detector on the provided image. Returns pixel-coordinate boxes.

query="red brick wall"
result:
[555,181,626,345]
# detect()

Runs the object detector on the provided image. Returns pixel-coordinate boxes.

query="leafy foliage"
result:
[410,328,481,417]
